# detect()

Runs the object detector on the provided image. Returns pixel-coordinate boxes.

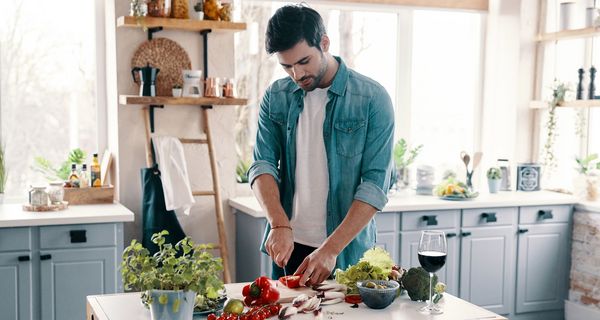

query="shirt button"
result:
[287,127,291,131]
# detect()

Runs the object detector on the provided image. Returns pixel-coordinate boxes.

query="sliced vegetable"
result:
[279,275,301,288]
[344,294,362,304]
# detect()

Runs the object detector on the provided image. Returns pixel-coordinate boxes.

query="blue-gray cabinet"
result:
[0,223,123,320]
[515,205,570,315]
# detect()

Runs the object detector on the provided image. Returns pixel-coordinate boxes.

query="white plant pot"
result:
[488,179,501,194]
[172,88,183,97]
[148,290,196,320]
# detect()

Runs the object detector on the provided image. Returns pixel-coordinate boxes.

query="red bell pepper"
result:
[242,276,280,306]
[278,275,302,288]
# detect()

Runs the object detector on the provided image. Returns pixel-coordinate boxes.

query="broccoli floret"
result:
[401,267,438,301]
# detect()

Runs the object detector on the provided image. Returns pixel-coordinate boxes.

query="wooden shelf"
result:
[536,27,600,42]
[529,99,600,109]
[117,16,246,32]
[119,95,247,106]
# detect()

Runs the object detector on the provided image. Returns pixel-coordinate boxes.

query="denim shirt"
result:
[248,56,395,272]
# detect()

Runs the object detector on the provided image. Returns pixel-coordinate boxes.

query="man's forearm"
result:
[321,200,378,255]
[252,174,290,227]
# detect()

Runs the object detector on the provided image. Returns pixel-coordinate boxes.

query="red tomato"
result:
[207,314,217,320]
[242,284,251,297]
[345,294,363,304]
[278,275,302,288]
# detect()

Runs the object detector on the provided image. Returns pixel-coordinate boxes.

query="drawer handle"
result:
[461,231,472,237]
[446,233,457,238]
[40,254,52,261]
[538,210,553,220]
[18,255,30,262]
[519,228,529,234]
[70,230,87,243]
[422,215,438,226]
[481,212,497,223]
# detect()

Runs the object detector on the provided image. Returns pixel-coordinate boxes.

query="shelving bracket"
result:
[200,29,212,79]
[147,27,163,40]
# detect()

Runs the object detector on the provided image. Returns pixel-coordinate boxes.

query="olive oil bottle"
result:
[68,164,80,188]
[91,153,102,187]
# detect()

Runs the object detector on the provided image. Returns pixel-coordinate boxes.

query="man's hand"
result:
[294,245,337,286]
[265,228,294,268]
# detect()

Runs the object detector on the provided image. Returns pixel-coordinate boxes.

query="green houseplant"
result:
[121,230,224,320]
[574,154,600,201]
[32,148,86,182]
[486,167,502,194]
[393,139,423,189]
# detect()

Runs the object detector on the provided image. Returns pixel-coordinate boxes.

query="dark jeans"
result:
[270,242,316,279]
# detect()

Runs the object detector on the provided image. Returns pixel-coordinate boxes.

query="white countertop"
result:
[0,203,135,228]
[575,200,600,213]
[87,288,505,320]
[229,190,579,218]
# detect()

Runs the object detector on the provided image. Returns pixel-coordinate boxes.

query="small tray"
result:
[23,201,69,212]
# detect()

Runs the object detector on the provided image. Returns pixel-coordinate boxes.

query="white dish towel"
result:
[152,135,195,215]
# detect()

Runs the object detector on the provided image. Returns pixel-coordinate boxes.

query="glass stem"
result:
[428,272,433,309]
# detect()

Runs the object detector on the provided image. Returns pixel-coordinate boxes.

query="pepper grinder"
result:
[577,68,584,100]
[589,66,596,100]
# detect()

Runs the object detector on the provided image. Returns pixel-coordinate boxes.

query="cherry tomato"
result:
[244,295,254,307]
[278,275,302,288]
[207,314,217,320]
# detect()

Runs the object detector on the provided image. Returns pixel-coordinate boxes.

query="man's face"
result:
[276,38,329,91]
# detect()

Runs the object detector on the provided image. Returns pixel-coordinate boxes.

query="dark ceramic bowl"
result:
[357,280,400,309]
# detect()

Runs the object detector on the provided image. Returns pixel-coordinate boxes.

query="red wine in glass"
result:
[418,251,447,273]
[418,230,447,314]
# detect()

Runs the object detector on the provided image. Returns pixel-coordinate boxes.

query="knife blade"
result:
[283,266,288,287]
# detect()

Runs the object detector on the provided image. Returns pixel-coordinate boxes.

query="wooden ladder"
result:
[143,106,232,283]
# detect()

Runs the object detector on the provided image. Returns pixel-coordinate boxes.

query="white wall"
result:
[110,0,239,278]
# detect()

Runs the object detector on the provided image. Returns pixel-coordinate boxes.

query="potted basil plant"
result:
[121,230,224,320]
[487,167,502,194]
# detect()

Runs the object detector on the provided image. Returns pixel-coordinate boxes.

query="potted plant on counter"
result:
[574,154,600,201]
[121,230,224,320]
[393,138,423,190]
[486,167,502,194]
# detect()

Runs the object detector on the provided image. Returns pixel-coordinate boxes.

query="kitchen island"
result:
[230,190,577,320]
[86,285,506,320]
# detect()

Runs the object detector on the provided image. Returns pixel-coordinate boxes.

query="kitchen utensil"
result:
[131,38,191,96]
[222,78,236,98]
[472,152,483,171]
[131,63,160,97]
[461,151,471,170]
[182,70,203,97]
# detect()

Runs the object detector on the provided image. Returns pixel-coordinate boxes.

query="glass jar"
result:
[29,186,48,207]
[219,1,232,22]
[147,0,171,18]
[47,182,65,204]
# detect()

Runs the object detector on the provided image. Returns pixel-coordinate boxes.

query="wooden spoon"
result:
[472,152,483,171]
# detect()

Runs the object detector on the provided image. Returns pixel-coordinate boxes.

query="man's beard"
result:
[299,52,328,91]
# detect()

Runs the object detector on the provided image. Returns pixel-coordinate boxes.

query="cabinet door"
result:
[516,223,569,313]
[399,230,459,296]
[0,252,33,320]
[236,213,270,281]
[375,232,399,264]
[40,247,116,320]
[459,226,515,315]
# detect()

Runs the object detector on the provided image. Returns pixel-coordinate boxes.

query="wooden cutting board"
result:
[225,280,316,303]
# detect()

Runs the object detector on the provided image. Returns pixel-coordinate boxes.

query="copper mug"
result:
[204,77,221,98]
[222,78,235,98]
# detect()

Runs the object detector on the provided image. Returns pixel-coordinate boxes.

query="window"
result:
[234,2,485,182]
[536,0,600,190]
[0,0,106,198]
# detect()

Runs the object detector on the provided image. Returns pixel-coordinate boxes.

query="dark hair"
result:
[265,4,326,54]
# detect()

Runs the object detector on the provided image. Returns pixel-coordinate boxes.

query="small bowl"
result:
[357,280,399,309]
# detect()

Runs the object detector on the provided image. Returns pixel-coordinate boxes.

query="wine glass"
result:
[418,230,447,314]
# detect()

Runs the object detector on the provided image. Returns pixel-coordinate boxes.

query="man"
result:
[248,4,395,286]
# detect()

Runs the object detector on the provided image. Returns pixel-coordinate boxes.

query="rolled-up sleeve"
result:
[248,87,283,186]
[354,88,395,211]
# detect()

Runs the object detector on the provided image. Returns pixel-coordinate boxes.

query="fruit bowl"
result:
[357,280,399,309]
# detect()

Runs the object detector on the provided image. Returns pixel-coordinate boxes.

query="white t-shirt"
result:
[291,87,330,247]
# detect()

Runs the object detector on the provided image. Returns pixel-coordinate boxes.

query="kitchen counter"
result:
[86,287,506,320]
[229,190,578,218]
[0,203,135,227]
